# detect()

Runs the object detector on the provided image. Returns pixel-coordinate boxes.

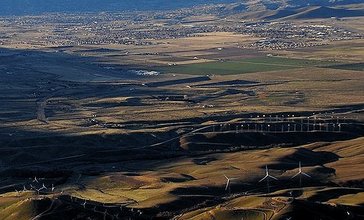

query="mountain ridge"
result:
[262,6,364,20]
[0,0,235,15]
[1,0,364,16]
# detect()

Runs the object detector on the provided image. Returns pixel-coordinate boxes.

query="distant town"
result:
[0,8,362,50]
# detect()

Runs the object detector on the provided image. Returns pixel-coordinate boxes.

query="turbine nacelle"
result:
[224,174,238,191]
[291,161,311,179]
[259,165,278,182]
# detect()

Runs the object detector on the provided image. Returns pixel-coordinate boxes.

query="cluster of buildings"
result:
[240,22,362,50]
[0,10,362,50]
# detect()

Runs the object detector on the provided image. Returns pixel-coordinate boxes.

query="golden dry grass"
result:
[306,137,364,183]
[59,135,362,209]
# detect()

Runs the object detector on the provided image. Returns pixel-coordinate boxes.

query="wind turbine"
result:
[76,174,82,183]
[35,187,41,195]
[32,177,39,183]
[259,165,278,183]
[39,183,47,191]
[291,161,311,187]
[224,174,237,193]
[291,162,311,179]
[30,184,37,192]
[259,165,278,193]
[82,200,87,208]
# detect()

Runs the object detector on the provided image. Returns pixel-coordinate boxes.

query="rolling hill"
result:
[265,6,364,20]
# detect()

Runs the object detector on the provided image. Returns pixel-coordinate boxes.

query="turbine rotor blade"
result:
[259,175,268,183]
[268,175,278,180]
[302,172,311,178]
[225,180,230,190]
[291,173,300,179]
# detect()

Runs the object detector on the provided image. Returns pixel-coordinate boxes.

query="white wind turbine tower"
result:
[14,188,20,196]
[259,165,278,193]
[291,161,311,187]
[82,200,87,208]
[224,174,237,193]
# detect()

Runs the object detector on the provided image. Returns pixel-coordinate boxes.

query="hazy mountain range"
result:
[0,0,363,15]
[0,0,236,15]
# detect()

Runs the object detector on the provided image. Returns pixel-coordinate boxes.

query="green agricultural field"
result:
[326,63,364,71]
[157,57,337,75]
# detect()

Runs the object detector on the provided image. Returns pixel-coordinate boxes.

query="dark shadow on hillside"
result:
[284,199,363,220]
[306,188,364,203]
[181,131,363,151]
[145,76,210,87]
[269,147,340,171]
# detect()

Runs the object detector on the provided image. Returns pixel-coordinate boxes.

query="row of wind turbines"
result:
[14,176,143,219]
[14,176,56,196]
[213,121,343,133]
[224,161,311,193]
